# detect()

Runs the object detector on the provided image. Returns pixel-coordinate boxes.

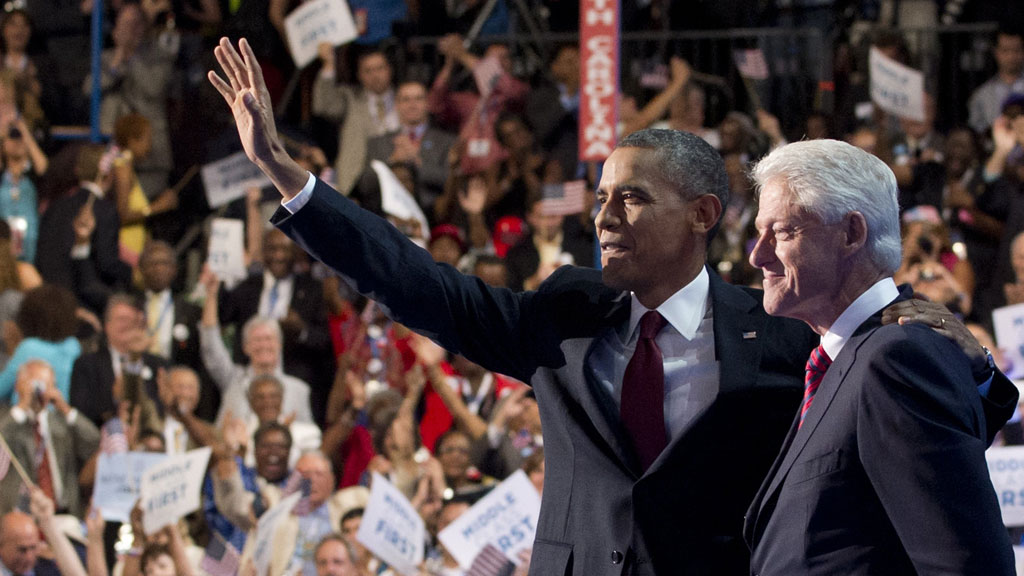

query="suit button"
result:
[611,550,623,564]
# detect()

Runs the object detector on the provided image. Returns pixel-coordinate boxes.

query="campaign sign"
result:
[993,303,1024,380]
[869,46,924,122]
[93,452,166,522]
[138,447,211,535]
[201,151,271,208]
[356,473,424,575]
[987,445,1024,527]
[252,490,301,576]
[578,0,619,162]
[207,218,247,284]
[284,0,358,69]
[370,160,429,240]
[438,470,541,569]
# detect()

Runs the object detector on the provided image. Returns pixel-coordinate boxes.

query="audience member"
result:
[36,144,129,310]
[0,359,99,517]
[312,46,398,194]
[0,284,80,402]
[69,293,168,427]
[199,267,313,425]
[218,228,333,404]
[367,80,457,214]
[969,27,1024,134]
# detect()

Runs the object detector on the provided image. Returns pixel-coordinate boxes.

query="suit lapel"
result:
[747,298,900,544]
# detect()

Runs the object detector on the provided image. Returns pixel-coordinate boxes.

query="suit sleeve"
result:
[981,369,1019,445]
[858,327,1014,574]
[272,179,579,383]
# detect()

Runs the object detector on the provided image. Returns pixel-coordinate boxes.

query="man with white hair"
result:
[200,267,312,425]
[744,139,1014,574]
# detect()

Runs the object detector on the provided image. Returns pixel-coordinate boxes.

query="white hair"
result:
[751,139,902,274]
[241,316,282,349]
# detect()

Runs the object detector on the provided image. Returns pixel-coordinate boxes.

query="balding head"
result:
[0,510,38,573]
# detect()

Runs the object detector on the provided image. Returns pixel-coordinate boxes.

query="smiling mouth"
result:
[601,243,629,255]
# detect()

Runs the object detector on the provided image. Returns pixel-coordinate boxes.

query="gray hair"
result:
[751,139,902,274]
[247,373,284,403]
[615,128,729,241]
[241,316,282,349]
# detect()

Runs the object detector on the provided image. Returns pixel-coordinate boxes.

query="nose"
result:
[595,199,619,231]
[749,231,772,270]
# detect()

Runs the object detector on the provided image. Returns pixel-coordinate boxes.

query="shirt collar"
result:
[626,267,710,342]
[821,277,899,360]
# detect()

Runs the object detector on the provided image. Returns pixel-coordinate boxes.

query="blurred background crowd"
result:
[1,0,1024,574]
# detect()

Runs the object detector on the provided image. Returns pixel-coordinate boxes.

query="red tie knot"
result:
[806,345,832,375]
[639,311,668,340]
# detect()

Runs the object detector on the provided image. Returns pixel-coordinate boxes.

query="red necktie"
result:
[621,311,668,471]
[800,345,832,429]
[34,419,54,501]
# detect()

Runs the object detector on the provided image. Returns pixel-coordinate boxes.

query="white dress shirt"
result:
[819,278,900,361]
[591,267,720,446]
[258,270,294,320]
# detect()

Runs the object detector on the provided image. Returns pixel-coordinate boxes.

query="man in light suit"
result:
[366,80,457,215]
[209,40,1016,575]
[744,140,1014,574]
[0,359,99,517]
[312,46,397,195]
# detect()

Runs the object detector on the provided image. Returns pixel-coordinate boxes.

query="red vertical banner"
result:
[578,0,620,163]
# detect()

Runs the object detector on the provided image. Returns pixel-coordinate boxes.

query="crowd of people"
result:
[0,0,1022,574]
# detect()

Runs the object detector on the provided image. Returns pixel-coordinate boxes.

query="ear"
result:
[690,194,723,235]
[841,211,868,257]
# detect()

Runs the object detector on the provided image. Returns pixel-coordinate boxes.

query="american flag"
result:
[200,533,241,576]
[733,48,770,81]
[466,544,515,576]
[473,55,504,98]
[282,471,314,516]
[99,418,129,454]
[540,180,587,216]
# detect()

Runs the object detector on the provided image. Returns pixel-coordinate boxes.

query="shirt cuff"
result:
[282,172,316,214]
[978,374,993,397]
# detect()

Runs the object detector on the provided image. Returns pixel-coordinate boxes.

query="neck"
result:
[1000,69,1022,84]
[806,266,888,336]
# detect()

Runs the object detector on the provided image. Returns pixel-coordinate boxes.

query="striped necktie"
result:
[800,345,832,429]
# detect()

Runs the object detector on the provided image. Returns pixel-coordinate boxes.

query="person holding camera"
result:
[894,209,975,316]
[0,358,99,517]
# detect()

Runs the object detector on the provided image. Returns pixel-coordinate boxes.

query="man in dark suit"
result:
[69,293,168,428]
[137,240,218,421]
[210,40,1015,575]
[744,140,1014,574]
[366,80,456,215]
[36,144,129,313]
[220,228,333,417]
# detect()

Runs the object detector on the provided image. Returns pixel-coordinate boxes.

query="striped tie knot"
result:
[800,345,832,428]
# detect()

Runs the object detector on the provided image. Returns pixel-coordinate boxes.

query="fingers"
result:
[216,37,247,92]
[240,38,266,99]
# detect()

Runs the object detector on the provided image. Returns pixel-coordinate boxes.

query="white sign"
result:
[438,470,541,569]
[138,447,211,535]
[93,452,166,522]
[869,46,925,122]
[370,160,429,240]
[356,473,424,575]
[207,218,247,284]
[284,0,358,69]
[988,446,1024,527]
[993,303,1024,381]
[201,151,271,209]
[252,490,301,576]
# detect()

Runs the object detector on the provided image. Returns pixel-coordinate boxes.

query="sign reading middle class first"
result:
[356,473,425,575]
[285,0,358,69]
[138,447,212,535]
[987,446,1024,527]
[438,470,541,569]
